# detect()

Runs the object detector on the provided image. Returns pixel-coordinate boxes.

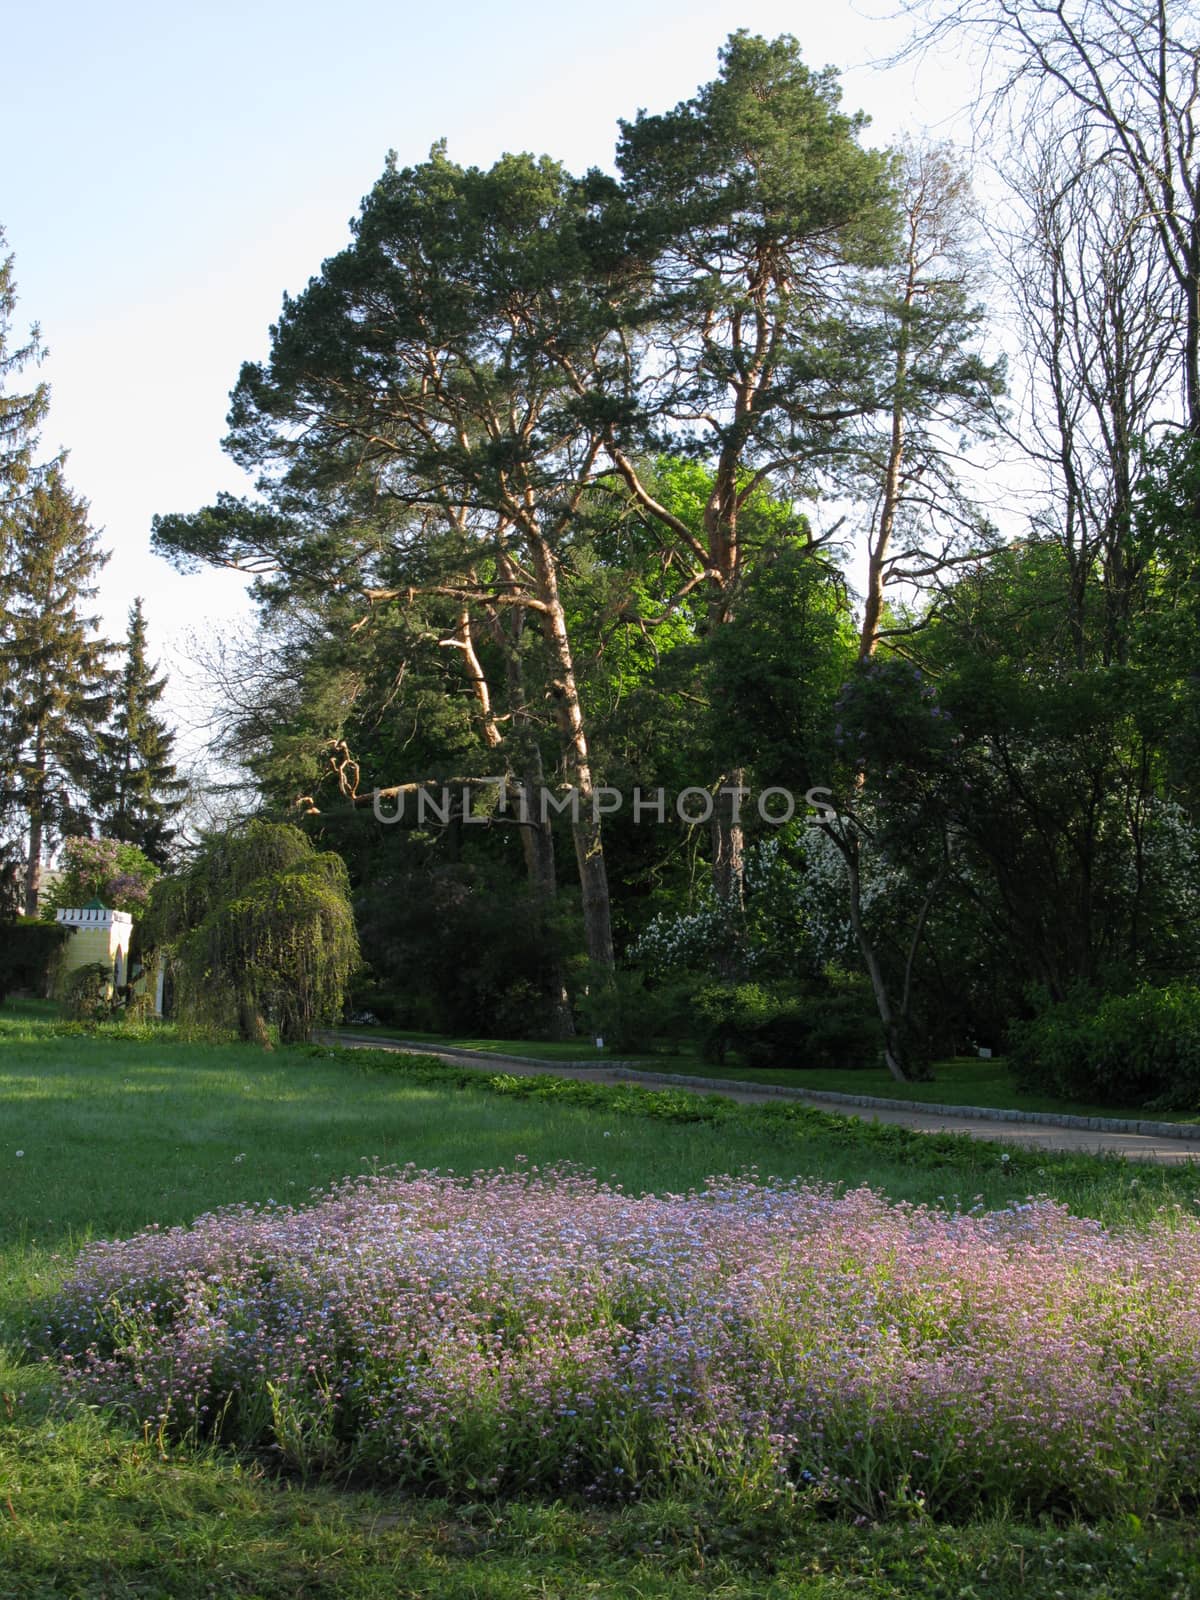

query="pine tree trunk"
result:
[530,537,615,973]
[570,817,615,971]
[514,767,576,1039]
[711,770,746,913]
[498,619,575,1037]
[859,274,911,661]
[23,722,46,918]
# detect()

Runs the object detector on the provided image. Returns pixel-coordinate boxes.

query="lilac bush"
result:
[48,1166,1200,1518]
[43,836,158,915]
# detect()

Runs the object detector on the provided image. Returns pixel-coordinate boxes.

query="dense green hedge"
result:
[0,919,72,1004]
[1009,984,1200,1109]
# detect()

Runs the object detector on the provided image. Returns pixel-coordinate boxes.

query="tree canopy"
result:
[143,30,1200,1092]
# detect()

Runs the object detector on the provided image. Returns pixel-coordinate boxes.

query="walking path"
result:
[327,1033,1200,1165]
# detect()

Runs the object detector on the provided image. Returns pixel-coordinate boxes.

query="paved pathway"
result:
[326,1033,1200,1165]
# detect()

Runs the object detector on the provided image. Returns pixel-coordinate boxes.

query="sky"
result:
[3,0,985,759]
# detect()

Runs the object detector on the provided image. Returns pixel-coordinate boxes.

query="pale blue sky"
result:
[4,0,978,746]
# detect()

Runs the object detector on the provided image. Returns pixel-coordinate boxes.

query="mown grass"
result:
[347,1021,1200,1122]
[356,1024,649,1063]
[2,1004,1200,1597]
[637,1052,1200,1120]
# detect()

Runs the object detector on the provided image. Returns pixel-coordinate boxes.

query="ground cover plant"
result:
[48,1165,1200,1521]
[3,1008,1200,1596]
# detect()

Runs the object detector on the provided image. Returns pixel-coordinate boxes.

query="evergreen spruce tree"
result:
[6,467,113,914]
[0,227,55,914]
[94,597,185,865]
[0,226,50,512]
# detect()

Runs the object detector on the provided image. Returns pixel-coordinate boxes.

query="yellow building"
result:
[54,901,136,999]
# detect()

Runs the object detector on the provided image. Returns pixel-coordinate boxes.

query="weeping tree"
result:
[147,821,359,1044]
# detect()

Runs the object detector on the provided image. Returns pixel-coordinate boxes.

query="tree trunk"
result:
[711,769,746,922]
[495,605,575,1038]
[705,449,748,907]
[529,535,615,972]
[859,302,909,661]
[514,766,575,1039]
[1182,231,1199,439]
[838,833,910,1083]
[571,819,615,972]
[237,997,273,1049]
[23,722,45,918]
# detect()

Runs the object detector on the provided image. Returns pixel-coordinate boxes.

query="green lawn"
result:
[347,1023,1200,1122]
[2,1004,1199,1598]
[639,1052,1200,1121]
[352,1023,681,1064]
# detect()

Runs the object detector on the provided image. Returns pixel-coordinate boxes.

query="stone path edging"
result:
[326,1033,1200,1141]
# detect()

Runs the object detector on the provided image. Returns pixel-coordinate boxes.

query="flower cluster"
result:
[47,1167,1200,1518]
[793,824,919,966]
[632,837,814,976]
[43,836,159,915]
[630,894,742,972]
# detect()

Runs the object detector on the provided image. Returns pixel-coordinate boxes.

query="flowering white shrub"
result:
[631,894,739,973]
[632,834,818,976]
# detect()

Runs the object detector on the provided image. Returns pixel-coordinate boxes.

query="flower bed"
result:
[48,1165,1200,1518]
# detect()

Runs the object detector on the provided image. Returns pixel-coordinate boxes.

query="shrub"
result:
[697,979,880,1070]
[0,918,72,1003]
[799,988,884,1071]
[347,983,439,1033]
[581,969,695,1054]
[697,981,777,1064]
[61,962,117,1022]
[123,991,156,1025]
[1009,983,1200,1109]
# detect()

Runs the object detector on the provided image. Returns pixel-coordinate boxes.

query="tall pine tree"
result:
[94,597,185,865]
[6,467,113,914]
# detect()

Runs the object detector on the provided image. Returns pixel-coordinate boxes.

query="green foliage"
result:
[1132,433,1200,811]
[696,978,880,1070]
[149,31,908,1015]
[0,227,54,906]
[60,960,117,1022]
[1,466,113,915]
[92,596,186,864]
[618,31,895,277]
[137,38,1200,1078]
[578,968,696,1053]
[1010,984,1200,1110]
[0,916,70,1002]
[706,544,855,787]
[149,821,359,1044]
[354,858,579,1037]
[833,656,964,850]
[0,225,51,507]
[40,834,159,917]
